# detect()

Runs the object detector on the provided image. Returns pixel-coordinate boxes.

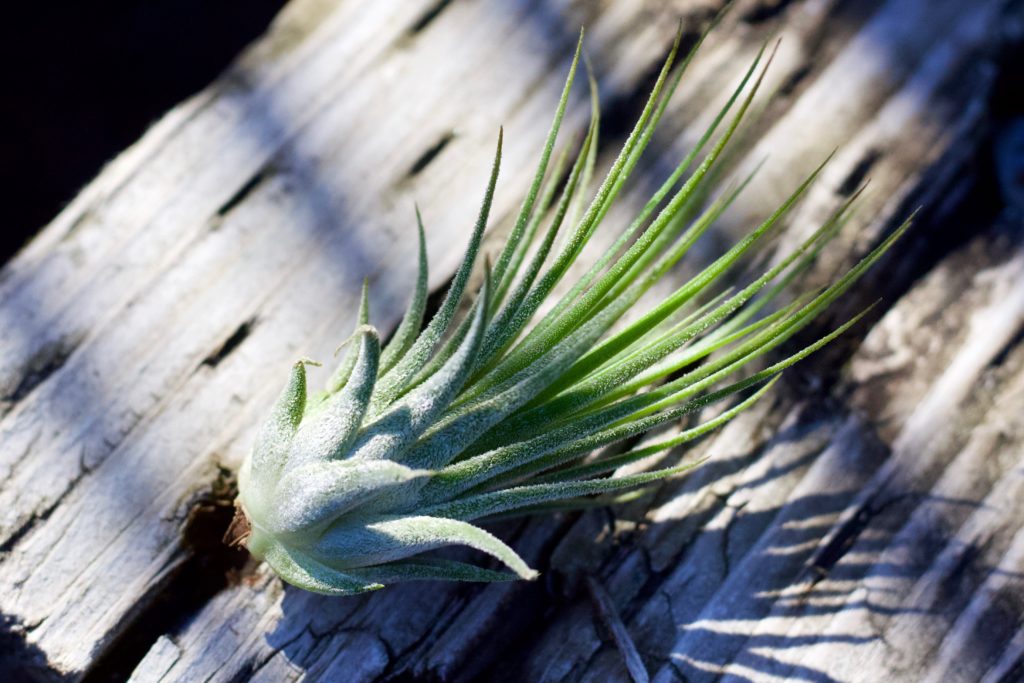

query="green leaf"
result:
[343,557,518,585]
[423,459,707,521]
[327,278,371,393]
[535,376,777,483]
[461,27,695,389]
[351,269,491,461]
[313,515,538,579]
[436,296,879,497]
[462,42,775,404]
[288,325,380,470]
[271,459,424,539]
[371,128,503,412]
[423,379,728,501]
[475,94,601,372]
[502,157,832,431]
[490,30,583,292]
[379,212,429,375]
[490,143,571,312]
[403,273,647,471]
[241,360,309,519]
[262,539,384,596]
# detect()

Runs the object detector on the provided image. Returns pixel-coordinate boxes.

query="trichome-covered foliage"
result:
[231,27,908,595]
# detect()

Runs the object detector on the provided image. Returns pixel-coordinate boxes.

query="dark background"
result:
[0,1,288,265]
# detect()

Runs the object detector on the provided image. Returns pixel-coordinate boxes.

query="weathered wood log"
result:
[1,0,1022,681]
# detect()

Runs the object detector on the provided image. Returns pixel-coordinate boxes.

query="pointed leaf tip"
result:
[314,515,538,580]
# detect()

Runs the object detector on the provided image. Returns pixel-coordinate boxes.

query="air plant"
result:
[227,26,908,595]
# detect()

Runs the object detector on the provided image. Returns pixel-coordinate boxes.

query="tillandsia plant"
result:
[227,26,909,595]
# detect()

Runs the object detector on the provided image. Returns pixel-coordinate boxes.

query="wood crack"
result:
[0,466,87,555]
[1,334,83,409]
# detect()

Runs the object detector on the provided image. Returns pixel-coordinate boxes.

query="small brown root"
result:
[222,502,251,548]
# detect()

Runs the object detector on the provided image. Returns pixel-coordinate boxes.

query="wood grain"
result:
[0,0,1022,680]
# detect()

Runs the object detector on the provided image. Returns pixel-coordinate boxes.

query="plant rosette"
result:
[227,25,909,595]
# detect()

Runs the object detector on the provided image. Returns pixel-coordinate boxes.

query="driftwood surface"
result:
[2,0,1024,681]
